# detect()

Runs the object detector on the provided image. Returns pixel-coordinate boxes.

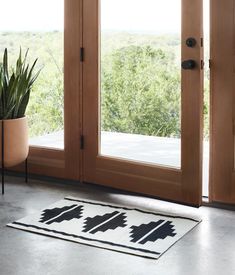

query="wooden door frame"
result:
[210,0,235,204]
[13,0,83,181]
[82,0,203,206]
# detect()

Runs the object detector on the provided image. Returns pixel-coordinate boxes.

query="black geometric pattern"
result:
[83,211,127,234]
[130,220,176,244]
[39,204,83,225]
[8,197,200,259]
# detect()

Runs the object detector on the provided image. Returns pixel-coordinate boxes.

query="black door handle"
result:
[181,60,196,70]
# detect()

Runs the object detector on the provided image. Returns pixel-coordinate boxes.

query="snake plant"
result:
[0,48,41,120]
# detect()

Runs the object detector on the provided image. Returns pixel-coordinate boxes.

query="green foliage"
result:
[27,69,63,137]
[0,48,40,120]
[101,32,210,140]
[101,45,181,137]
[0,31,64,137]
[0,31,209,140]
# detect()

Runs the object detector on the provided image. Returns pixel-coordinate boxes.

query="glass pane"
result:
[100,0,181,168]
[0,0,64,149]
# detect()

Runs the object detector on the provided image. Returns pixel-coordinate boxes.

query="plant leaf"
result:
[0,48,41,119]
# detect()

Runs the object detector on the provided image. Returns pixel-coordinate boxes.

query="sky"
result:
[0,0,64,31]
[101,0,209,34]
[101,0,181,33]
[0,0,209,34]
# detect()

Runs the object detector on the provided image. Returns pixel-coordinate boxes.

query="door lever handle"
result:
[181,60,196,70]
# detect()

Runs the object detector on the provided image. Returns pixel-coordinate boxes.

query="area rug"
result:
[7,197,200,259]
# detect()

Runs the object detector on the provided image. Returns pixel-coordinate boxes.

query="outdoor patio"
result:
[30,131,209,197]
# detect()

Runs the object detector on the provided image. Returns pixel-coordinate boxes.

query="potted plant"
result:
[0,48,41,167]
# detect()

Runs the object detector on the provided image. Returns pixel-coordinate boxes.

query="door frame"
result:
[82,0,204,206]
[209,0,235,204]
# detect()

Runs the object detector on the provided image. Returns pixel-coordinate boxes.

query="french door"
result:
[82,0,203,206]
[10,0,235,207]
[28,0,82,180]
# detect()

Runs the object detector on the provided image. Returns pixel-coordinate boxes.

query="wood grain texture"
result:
[210,0,235,204]
[12,147,65,178]
[64,0,82,180]
[83,0,203,206]
[181,0,203,204]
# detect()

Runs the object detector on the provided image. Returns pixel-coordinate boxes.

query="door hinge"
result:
[201,38,203,47]
[80,135,84,150]
[201,60,204,70]
[209,59,212,69]
[80,47,84,62]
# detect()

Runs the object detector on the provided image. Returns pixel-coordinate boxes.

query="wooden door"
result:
[8,0,82,181]
[27,0,82,180]
[210,0,235,204]
[82,0,203,206]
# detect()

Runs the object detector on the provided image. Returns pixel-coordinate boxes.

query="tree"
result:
[101,45,181,138]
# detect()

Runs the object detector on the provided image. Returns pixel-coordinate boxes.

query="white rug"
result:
[7,197,200,259]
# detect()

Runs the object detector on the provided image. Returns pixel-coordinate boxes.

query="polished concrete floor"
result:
[0,176,235,275]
